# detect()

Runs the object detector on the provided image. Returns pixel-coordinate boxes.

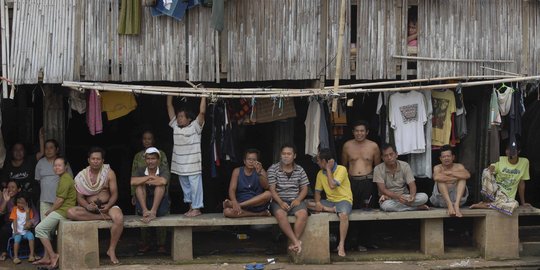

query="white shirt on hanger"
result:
[389,91,427,155]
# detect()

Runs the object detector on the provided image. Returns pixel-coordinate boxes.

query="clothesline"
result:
[62,75,540,99]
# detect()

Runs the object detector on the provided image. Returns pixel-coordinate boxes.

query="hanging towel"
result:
[87,90,103,136]
[118,0,142,35]
[305,100,321,157]
[407,91,432,178]
[489,89,502,127]
[497,86,514,116]
[100,92,137,121]
[68,90,87,114]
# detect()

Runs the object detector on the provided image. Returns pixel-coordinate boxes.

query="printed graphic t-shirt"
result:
[493,156,530,199]
[389,91,427,155]
[431,90,456,146]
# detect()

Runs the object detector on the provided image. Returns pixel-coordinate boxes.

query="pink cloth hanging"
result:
[87,89,103,135]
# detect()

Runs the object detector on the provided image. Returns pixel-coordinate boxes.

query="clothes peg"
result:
[250,97,256,121]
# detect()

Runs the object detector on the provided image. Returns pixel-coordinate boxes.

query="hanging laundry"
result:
[221,103,238,162]
[388,91,427,155]
[431,89,456,147]
[489,89,502,127]
[100,92,138,121]
[497,85,514,116]
[118,0,142,35]
[407,90,433,178]
[87,90,103,136]
[305,99,321,157]
[318,101,330,150]
[376,92,392,144]
[68,90,86,114]
[454,87,467,139]
[209,102,224,178]
[151,0,200,21]
[507,89,524,155]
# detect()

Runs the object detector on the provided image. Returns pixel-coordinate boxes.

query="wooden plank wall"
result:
[10,0,77,84]
[528,1,539,76]
[188,6,215,82]
[417,0,522,78]
[226,0,323,82]
[121,5,187,82]
[83,0,120,81]
[326,0,350,80]
[356,0,399,80]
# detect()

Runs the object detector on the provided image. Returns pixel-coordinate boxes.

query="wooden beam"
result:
[332,0,347,111]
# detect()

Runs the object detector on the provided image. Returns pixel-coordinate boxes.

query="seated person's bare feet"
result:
[454,205,463,218]
[222,199,232,209]
[184,208,193,216]
[295,241,302,255]
[337,245,346,257]
[187,209,202,217]
[106,249,120,264]
[470,202,489,209]
[447,205,456,217]
[417,204,430,210]
[261,210,271,217]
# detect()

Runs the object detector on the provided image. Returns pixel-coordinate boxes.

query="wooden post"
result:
[332,0,347,112]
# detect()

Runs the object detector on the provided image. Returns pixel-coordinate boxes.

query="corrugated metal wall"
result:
[10,0,77,84]
[7,0,540,84]
[226,0,323,82]
[83,0,120,81]
[355,0,402,80]
[120,3,187,82]
[417,0,523,78]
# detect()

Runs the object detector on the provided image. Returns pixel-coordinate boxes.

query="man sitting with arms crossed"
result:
[430,145,470,217]
[375,144,429,212]
[67,147,124,265]
[308,148,353,257]
[131,147,170,253]
[223,149,271,218]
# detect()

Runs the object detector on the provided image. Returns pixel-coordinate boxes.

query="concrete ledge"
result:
[327,208,492,222]
[61,214,312,229]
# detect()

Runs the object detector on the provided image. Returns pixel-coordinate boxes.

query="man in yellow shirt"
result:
[307,148,353,257]
[471,143,531,213]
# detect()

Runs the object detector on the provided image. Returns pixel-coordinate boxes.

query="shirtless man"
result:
[341,120,381,251]
[67,147,124,265]
[430,145,470,217]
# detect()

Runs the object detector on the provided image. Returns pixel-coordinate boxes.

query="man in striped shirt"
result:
[167,96,206,217]
[268,144,309,255]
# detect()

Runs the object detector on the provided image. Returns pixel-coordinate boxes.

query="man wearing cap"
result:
[67,147,124,264]
[470,143,531,214]
[131,147,170,253]
[131,147,170,224]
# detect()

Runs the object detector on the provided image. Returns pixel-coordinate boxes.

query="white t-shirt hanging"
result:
[389,91,427,155]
